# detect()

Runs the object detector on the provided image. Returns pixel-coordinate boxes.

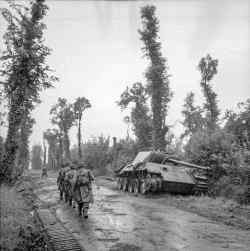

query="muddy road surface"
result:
[31,171,250,251]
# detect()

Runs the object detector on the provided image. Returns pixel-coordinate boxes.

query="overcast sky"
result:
[0,0,249,146]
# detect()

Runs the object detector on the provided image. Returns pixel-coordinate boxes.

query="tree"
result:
[43,129,60,169]
[123,116,131,140]
[185,128,250,199]
[198,54,219,130]
[50,98,74,161]
[0,136,4,163]
[117,82,152,150]
[224,99,250,149]
[73,97,91,159]
[31,144,43,170]
[139,5,173,151]
[0,0,57,182]
[0,89,6,128]
[43,137,47,166]
[81,136,112,175]
[16,113,35,173]
[181,92,205,138]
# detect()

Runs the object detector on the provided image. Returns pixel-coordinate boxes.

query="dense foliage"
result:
[139,5,173,151]
[182,92,204,138]
[117,82,152,150]
[50,98,74,161]
[198,54,220,131]
[0,0,57,182]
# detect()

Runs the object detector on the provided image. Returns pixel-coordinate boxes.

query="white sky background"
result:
[0,0,249,146]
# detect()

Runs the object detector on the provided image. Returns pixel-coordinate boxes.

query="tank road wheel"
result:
[140,181,147,194]
[133,180,139,194]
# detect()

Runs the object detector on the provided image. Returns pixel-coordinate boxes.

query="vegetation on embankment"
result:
[0,176,49,251]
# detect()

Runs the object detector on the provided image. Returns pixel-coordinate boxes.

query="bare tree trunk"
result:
[58,133,63,166]
[78,119,82,159]
[64,131,71,161]
[43,140,47,166]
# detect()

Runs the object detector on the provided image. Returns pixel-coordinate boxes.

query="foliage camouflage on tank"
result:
[115,151,210,195]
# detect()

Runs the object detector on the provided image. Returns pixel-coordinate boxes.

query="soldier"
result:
[63,161,72,203]
[57,163,66,200]
[57,162,70,201]
[65,162,77,207]
[41,165,48,178]
[73,163,94,218]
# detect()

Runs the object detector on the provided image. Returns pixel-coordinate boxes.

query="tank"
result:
[115,151,210,195]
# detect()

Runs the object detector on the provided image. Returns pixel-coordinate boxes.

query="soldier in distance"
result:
[57,161,71,201]
[73,162,94,218]
[65,161,78,207]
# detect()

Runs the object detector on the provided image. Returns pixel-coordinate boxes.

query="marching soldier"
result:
[63,161,72,202]
[57,161,71,201]
[73,162,95,218]
[41,165,48,178]
[65,162,77,207]
[57,163,66,200]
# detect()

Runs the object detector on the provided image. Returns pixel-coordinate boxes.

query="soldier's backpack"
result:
[77,170,90,186]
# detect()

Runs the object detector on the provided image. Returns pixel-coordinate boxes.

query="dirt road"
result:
[31,171,250,251]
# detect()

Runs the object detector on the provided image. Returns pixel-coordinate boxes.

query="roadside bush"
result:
[114,138,138,171]
[185,129,235,181]
[14,225,48,251]
[214,175,248,204]
[76,135,112,173]
[185,128,250,202]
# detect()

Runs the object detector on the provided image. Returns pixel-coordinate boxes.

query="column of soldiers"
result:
[57,161,94,218]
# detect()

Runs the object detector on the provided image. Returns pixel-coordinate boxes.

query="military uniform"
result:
[73,164,94,218]
[41,166,48,178]
[65,164,77,206]
[63,164,72,202]
[57,163,70,201]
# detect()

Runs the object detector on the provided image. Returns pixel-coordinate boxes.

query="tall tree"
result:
[0,0,57,182]
[50,98,74,161]
[117,82,152,149]
[139,5,173,151]
[17,113,35,172]
[43,129,60,169]
[73,97,91,159]
[31,144,43,170]
[182,92,205,138]
[43,137,47,166]
[198,54,219,130]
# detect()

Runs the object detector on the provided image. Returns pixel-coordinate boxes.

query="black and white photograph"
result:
[0,0,249,250]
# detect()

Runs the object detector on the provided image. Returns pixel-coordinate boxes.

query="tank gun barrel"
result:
[167,158,210,171]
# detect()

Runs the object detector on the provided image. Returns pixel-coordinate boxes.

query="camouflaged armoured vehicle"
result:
[116,151,210,195]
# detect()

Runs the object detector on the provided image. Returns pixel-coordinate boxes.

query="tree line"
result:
[0,0,57,182]
[41,97,90,170]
